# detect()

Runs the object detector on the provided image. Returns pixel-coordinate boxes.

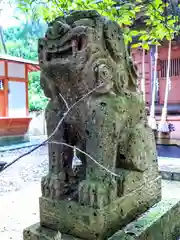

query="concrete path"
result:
[159,157,180,181]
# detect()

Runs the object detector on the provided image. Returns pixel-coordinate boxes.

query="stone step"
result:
[109,198,180,240]
[159,157,180,181]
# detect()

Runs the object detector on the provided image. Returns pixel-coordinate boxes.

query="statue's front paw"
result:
[41,174,50,198]
[78,179,117,208]
[41,172,66,200]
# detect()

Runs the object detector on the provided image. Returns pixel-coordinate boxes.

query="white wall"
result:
[8,81,26,117]
[0,62,5,76]
[8,62,25,78]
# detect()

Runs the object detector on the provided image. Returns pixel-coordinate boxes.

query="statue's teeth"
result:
[72,40,77,56]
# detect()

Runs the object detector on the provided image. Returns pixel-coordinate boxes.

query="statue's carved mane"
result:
[42,10,138,94]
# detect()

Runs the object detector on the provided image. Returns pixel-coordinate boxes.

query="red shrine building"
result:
[132,41,180,143]
[0,54,40,145]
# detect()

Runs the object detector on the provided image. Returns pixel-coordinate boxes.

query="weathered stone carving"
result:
[38,9,142,199]
[24,10,161,240]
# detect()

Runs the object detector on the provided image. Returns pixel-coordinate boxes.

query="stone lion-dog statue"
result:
[37,10,161,239]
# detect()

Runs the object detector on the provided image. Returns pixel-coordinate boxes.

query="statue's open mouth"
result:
[41,34,87,63]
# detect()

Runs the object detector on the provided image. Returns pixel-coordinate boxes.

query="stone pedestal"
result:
[38,177,161,240]
[24,198,180,240]
[23,174,161,240]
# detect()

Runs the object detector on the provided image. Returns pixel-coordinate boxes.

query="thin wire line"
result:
[0,83,104,173]
[50,141,120,178]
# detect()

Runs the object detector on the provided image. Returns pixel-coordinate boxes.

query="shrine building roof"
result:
[0,54,40,72]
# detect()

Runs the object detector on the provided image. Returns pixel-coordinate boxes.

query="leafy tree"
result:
[28,71,48,111]
[7,0,180,112]
[4,21,47,59]
[4,21,48,111]
[15,0,180,48]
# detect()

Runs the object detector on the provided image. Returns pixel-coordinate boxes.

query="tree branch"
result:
[0,83,104,173]
[50,141,120,178]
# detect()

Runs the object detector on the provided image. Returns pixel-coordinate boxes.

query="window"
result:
[160,58,180,78]
[0,80,3,90]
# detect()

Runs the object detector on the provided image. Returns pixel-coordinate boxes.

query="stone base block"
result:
[109,198,180,240]
[24,198,180,240]
[39,176,161,240]
[23,223,61,240]
[23,223,82,240]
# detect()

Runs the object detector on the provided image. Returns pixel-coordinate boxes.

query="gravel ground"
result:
[0,145,48,240]
[1,146,180,240]
[0,146,48,194]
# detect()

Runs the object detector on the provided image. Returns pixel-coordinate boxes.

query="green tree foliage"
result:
[4,20,46,59]
[15,0,180,48]
[6,0,180,112]
[28,71,48,111]
[3,20,48,111]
